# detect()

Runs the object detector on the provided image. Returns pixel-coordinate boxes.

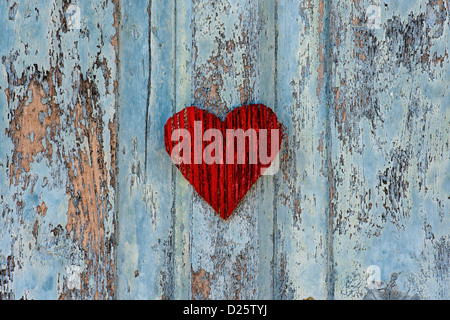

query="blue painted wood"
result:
[1,0,448,300]
[173,0,194,300]
[329,0,450,299]
[274,0,331,299]
[0,0,118,299]
[189,0,267,300]
[116,0,177,299]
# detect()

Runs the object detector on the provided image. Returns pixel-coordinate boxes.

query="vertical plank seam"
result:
[145,0,152,175]
[323,0,335,300]
[113,0,122,300]
[170,0,178,300]
[272,0,279,300]
[189,2,196,300]
[187,3,194,299]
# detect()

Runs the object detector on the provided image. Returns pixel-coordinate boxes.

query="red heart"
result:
[164,104,283,220]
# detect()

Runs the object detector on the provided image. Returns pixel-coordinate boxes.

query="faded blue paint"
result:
[1,0,448,300]
[0,0,117,299]
[330,0,449,299]
[117,0,177,299]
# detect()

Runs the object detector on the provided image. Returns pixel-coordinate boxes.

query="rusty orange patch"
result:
[7,79,59,186]
[191,267,211,300]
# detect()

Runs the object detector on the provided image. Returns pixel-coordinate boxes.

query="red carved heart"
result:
[164,104,283,220]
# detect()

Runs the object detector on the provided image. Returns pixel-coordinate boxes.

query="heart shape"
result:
[164,104,283,220]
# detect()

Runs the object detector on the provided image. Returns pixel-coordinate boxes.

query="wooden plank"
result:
[256,0,277,299]
[0,0,118,299]
[329,0,449,299]
[116,0,176,299]
[1,0,448,301]
[189,0,277,299]
[273,0,331,299]
[174,0,194,300]
[115,0,149,299]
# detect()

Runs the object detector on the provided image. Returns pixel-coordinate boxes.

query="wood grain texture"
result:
[329,0,449,299]
[274,0,331,299]
[1,0,448,300]
[116,0,176,299]
[173,0,194,300]
[0,0,118,299]
[189,0,263,300]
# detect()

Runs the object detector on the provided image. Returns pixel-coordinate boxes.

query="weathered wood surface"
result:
[0,0,118,299]
[329,0,449,299]
[1,0,449,300]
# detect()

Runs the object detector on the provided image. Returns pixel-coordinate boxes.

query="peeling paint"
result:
[1,0,448,300]
[191,267,211,300]
[1,0,118,300]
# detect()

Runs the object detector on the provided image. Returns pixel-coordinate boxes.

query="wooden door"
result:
[0,0,448,300]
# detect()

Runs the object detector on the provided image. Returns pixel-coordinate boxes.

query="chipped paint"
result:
[6,78,58,186]
[191,267,211,300]
[1,0,448,300]
[1,0,118,300]
[329,0,449,299]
